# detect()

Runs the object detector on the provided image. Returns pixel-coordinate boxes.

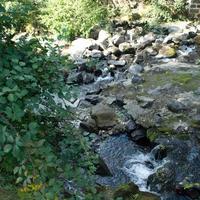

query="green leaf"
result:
[12,145,21,158]
[16,177,23,184]
[19,62,26,66]
[0,127,6,145]
[7,135,14,143]
[13,166,20,174]
[4,144,12,153]
[8,93,15,102]
[32,63,39,69]
[11,58,19,64]
[2,87,11,93]
[29,122,38,132]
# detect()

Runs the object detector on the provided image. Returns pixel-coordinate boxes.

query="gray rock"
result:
[111,34,125,46]
[130,128,149,145]
[125,120,137,133]
[119,54,134,65]
[91,103,118,129]
[128,64,144,75]
[137,32,156,49]
[82,72,95,84]
[124,102,146,120]
[83,49,103,58]
[68,38,99,60]
[127,27,143,41]
[85,95,102,105]
[67,71,83,84]
[167,100,187,113]
[136,96,155,108]
[98,30,111,48]
[80,117,97,133]
[108,60,126,67]
[119,42,135,54]
[131,74,145,84]
[104,46,121,57]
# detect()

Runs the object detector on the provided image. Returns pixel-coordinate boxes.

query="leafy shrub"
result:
[2,0,45,34]
[41,0,108,40]
[0,3,98,199]
[146,0,187,22]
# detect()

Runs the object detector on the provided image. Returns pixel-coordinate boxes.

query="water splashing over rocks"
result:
[96,135,166,194]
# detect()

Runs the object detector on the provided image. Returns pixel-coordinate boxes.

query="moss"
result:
[183,182,200,190]
[175,133,190,140]
[147,128,160,142]
[131,192,160,200]
[142,71,200,93]
[98,184,160,200]
[113,183,139,200]
[171,73,192,85]
[159,46,176,58]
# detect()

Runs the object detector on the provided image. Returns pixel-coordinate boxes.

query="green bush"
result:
[146,0,187,22]
[41,0,108,40]
[0,3,99,199]
[2,0,45,34]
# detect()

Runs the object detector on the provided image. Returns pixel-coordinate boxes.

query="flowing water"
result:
[97,135,166,192]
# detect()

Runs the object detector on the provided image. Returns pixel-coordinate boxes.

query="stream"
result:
[65,21,200,199]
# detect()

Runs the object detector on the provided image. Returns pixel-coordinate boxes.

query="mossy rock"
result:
[97,183,160,200]
[131,13,141,20]
[132,192,160,200]
[113,183,139,199]
[158,46,176,58]
[194,34,200,45]
[147,128,160,142]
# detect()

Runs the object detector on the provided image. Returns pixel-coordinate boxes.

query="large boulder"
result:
[98,30,111,49]
[91,103,118,129]
[119,42,135,54]
[111,34,126,46]
[67,38,99,60]
[137,32,156,49]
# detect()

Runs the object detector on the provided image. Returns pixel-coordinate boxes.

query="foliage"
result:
[2,0,45,34]
[145,0,187,22]
[41,0,108,40]
[0,3,99,199]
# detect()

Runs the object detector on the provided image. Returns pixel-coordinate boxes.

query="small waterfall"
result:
[97,135,166,192]
[123,148,166,192]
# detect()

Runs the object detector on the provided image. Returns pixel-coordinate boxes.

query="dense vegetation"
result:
[41,0,108,40]
[0,2,99,199]
[147,0,187,22]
